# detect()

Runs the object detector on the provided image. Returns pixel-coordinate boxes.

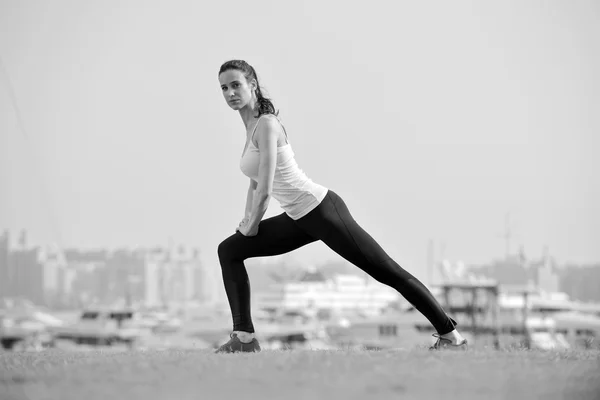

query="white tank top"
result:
[239,114,328,220]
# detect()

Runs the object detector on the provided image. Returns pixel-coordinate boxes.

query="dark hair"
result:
[218,60,278,118]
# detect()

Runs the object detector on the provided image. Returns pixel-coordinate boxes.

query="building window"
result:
[576,329,595,337]
[379,324,397,336]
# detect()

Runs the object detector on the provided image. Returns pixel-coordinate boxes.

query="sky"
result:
[1,0,599,284]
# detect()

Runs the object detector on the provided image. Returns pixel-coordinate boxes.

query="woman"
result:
[215,59,467,353]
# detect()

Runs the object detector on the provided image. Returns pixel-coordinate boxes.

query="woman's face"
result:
[219,69,256,111]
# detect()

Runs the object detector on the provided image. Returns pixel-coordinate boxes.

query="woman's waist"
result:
[271,181,327,200]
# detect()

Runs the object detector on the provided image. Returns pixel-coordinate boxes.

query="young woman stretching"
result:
[215,59,467,353]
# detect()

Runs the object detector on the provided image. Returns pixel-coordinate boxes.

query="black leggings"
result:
[217,190,456,335]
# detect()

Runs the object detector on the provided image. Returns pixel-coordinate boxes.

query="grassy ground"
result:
[1,348,599,400]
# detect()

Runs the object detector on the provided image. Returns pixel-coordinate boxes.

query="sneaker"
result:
[214,332,261,354]
[429,333,468,350]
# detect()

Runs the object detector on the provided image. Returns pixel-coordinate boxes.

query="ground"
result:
[1,348,599,400]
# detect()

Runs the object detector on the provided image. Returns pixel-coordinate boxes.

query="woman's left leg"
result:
[218,212,318,333]
[295,190,456,335]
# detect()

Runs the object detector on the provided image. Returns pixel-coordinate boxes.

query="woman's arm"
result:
[243,117,280,235]
[245,179,257,219]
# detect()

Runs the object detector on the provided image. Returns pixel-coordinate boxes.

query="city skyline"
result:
[1,1,599,284]
[3,227,599,310]
[0,232,213,309]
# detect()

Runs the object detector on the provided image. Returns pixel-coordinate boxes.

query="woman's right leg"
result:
[295,191,457,336]
[217,212,318,333]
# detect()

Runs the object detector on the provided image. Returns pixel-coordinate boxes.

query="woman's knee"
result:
[217,235,243,264]
[217,239,231,262]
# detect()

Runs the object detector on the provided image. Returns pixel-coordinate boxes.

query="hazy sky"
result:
[1,0,599,282]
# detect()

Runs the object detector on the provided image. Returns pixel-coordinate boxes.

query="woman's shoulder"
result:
[258,112,280,122]
[253,113,286,145]
[256,113,284,130]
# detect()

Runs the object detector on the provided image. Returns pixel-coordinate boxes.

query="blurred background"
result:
[1,0,599,352]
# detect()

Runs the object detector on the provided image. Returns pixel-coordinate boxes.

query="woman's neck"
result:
[239,98,259,129]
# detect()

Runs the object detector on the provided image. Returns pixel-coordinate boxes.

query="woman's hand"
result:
[237,221,259,237]
[236,217,249,232]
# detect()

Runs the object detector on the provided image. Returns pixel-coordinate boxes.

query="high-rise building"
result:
[143,245,205,307]
[38,244,68,307]
[9,246,44,305]
[0,230,9,297]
